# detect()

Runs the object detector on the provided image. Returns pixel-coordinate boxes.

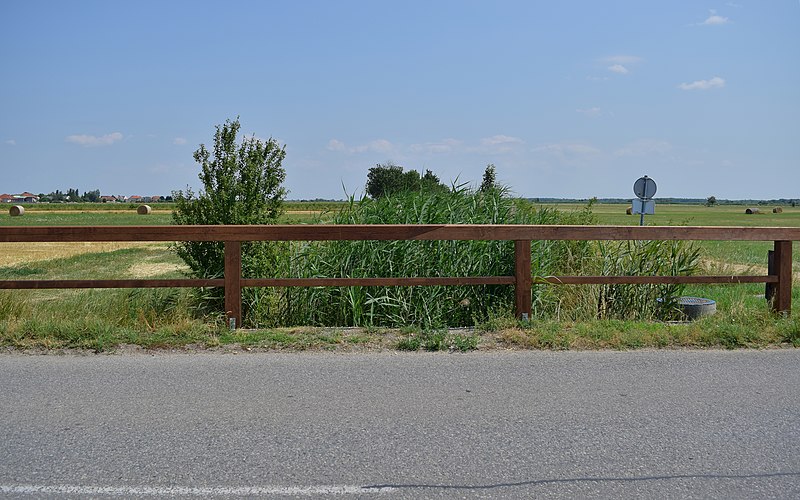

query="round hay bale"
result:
[745,208,760,214]
[9,205,24,217]
[626,206,632,215]
[137,204,152,215]
[773,207,783,213]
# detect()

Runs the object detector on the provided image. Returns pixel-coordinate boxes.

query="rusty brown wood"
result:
[225,241,242,328]
[4,225,800,243]
[533,275,777,285]
[242,277,515,287]
[515,240,532,319]
[772,240,792,314]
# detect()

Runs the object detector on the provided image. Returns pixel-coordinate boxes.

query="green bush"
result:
[172,118,287,325]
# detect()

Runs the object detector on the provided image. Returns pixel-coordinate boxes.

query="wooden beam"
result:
[224,241,242,329]
[515,240,532,320]
[534,275,777,285]
[4,225,800,243]
[772,240,792,315]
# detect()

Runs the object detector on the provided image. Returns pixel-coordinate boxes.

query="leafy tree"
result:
[421,169,447,193]
[82,189,101,203]
[706,195,717,207]
[366,163,447,198]
[479,164,497,192]
[172,118,287,324]
[366,162,406,198]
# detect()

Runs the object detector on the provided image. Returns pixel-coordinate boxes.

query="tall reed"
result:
[273,186,593,328]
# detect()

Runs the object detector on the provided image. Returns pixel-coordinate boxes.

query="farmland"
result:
[1,201,799,351]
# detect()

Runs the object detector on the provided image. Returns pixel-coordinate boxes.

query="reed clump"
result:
[274,186,594,328]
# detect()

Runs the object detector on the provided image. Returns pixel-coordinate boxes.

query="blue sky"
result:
[1,1,798,200]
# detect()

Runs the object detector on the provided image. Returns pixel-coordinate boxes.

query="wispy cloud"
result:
[481,135,523,147]
[173,137,187,145]
[678,76,725,90]
[475,135,524,154]
[700,9,730,25]
[4,139,15,146]
[66,132,123,147]
[599,55,643,75]
[327,138,395,154]
[615,139,672,157]
[409,138,462,154]
[577,107,602,117]
[702,14,730,25]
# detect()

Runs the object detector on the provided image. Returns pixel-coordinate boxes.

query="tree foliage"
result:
[366,163,447,198]
[172,118,287,323]
[479,164,497,192]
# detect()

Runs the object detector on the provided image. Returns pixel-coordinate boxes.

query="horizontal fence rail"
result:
[0,225,796,326]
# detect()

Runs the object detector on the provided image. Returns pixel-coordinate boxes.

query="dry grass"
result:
[0,242,166,267]
[128,261,189,278]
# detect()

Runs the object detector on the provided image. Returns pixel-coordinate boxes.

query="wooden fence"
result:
[0,225,797,327]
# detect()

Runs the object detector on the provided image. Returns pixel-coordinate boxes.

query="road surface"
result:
[1,350,799,498]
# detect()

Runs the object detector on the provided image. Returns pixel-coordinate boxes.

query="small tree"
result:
[172,118,287,323]
[706,195,717,207]
[366,162,406,198]
[480,164,497,192]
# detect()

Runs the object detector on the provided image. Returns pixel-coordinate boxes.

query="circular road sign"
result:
[633,176,657,199]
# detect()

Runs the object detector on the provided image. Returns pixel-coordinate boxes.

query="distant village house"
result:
[0,192,39,203]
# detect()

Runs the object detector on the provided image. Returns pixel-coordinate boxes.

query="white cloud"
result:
[678,76,726,90]
[577,107,602,117]
[600,55,642,75]
[410,138,462,154]
[4,139,15,146]
[327,138,395,154]
[533,143,601,156]
[66,132,123,147]
[604,55,643,65]
[615,139,672,157]
[353,139,394,154]
[702,14,730,25]
[481,135,523,147]
[476,135,524,154]
[173,137,187,145]
[326,139,346,152]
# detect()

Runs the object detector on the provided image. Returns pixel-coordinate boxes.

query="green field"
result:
[1,201,798,351]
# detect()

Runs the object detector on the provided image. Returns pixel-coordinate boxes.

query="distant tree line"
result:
[35,189,174,203]
[39,188,101,203]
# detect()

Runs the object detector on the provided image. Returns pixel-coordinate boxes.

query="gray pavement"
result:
[1,349,799,498]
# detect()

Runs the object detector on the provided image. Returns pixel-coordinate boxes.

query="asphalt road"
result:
[1,350,799,499]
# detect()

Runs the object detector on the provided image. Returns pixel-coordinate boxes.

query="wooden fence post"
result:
[224,241,242,328]
[772,240,792,315]
[515,240,532,320]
